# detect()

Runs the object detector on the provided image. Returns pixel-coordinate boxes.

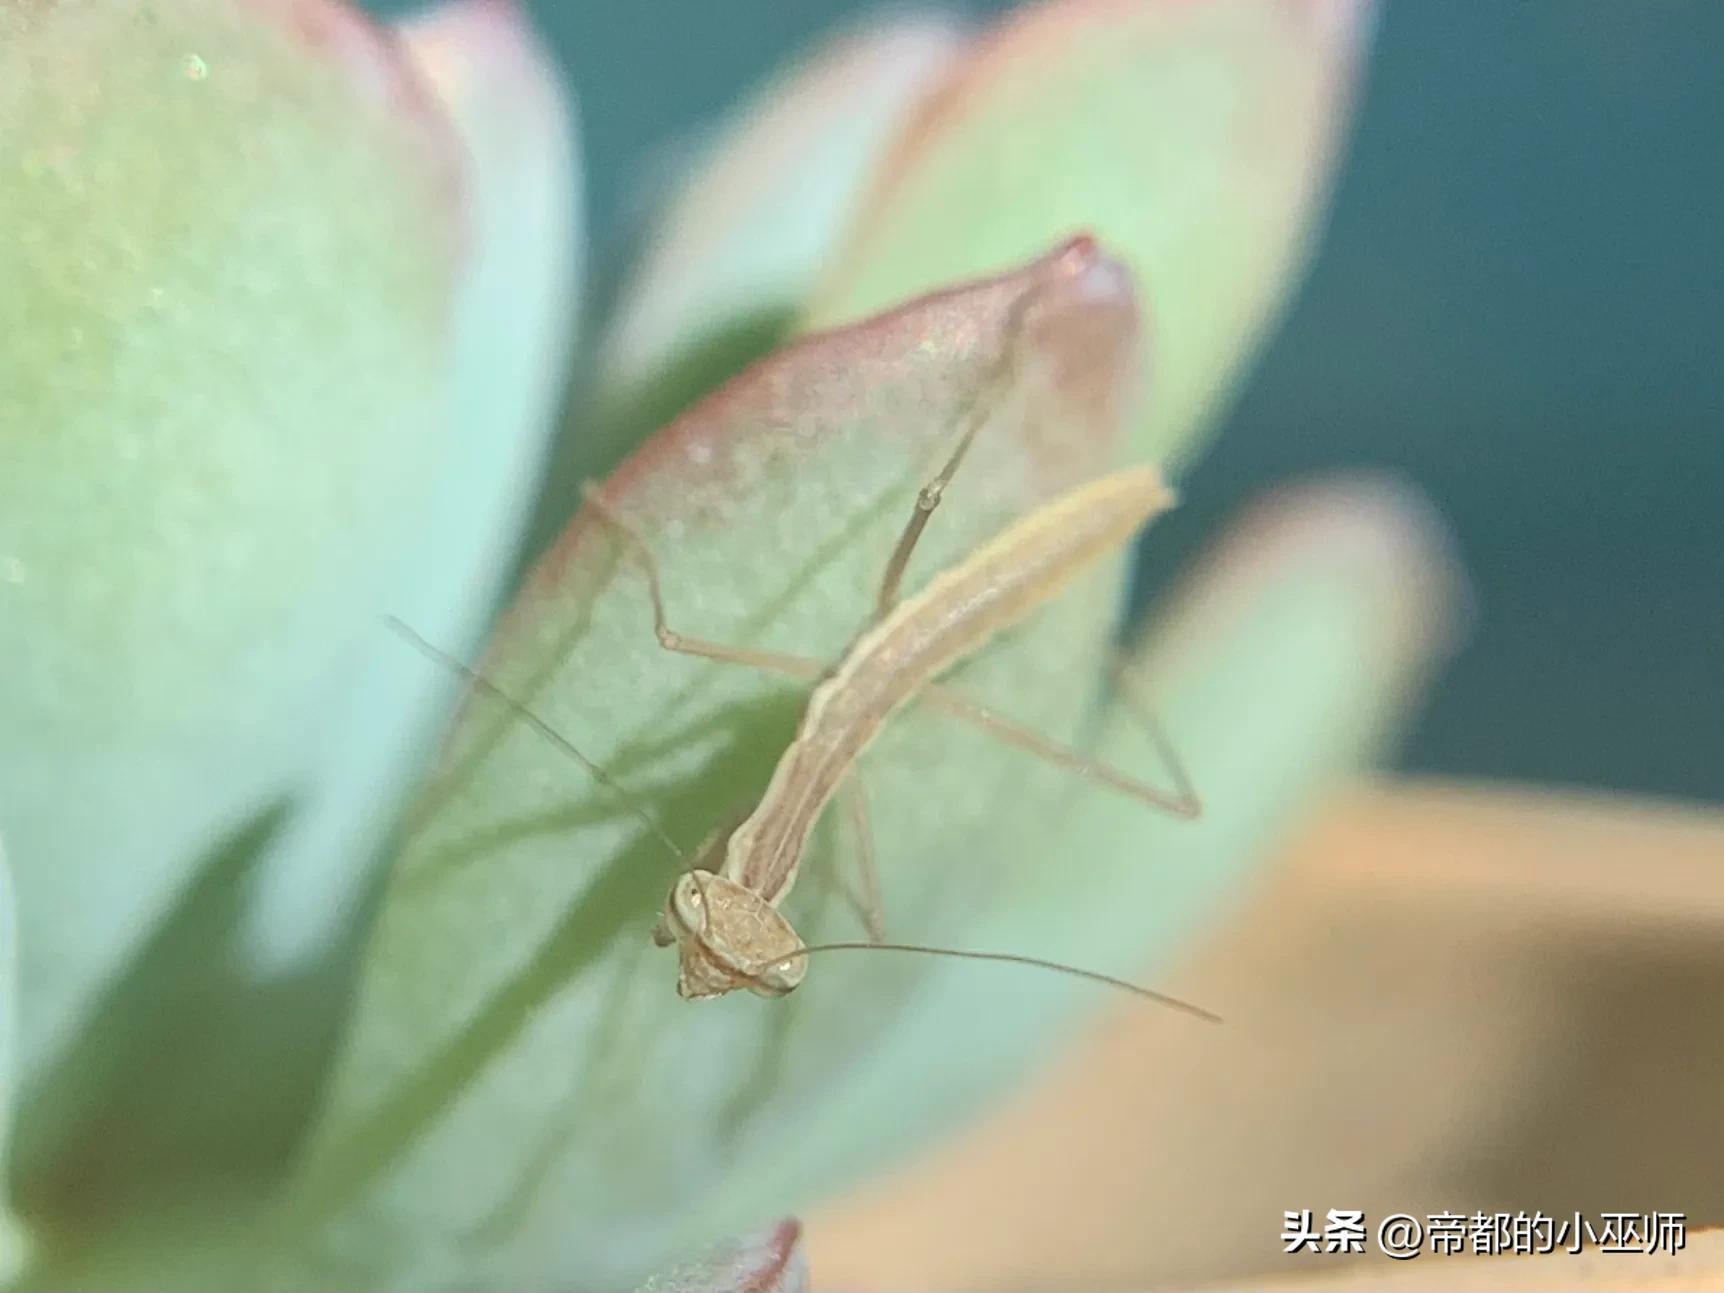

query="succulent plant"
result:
[0,0,1493,1288]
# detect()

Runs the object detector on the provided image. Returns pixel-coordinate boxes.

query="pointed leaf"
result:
[0,0,458,1122]
[271,239,1145,1290]
[557,15,962,517]
[7,0,581,1235]
[244,0,582,974]
[808,0,1373,470]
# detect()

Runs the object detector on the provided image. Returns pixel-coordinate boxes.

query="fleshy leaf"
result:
[8,0,579,1239]
[1016,473,1460,991]
[637,1220,808,1293]
[549,14,962,534]
[0,0,459,1126]
[807,0,1373,471]
[244,0,582,974]
[267,239,1146,1290]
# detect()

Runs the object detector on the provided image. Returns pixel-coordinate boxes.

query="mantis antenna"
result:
[385,617,1220,1020]
[384,615,687,867]
[771,942,1221,1023]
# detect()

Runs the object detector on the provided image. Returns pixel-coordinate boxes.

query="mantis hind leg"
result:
[1104,652,1203,818]
[581,481,826,682]
[915,669,1201,821]
[384,616,688,863]
[871,278,1066,620]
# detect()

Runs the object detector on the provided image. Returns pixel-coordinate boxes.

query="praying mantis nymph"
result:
[392,385,1214,1022]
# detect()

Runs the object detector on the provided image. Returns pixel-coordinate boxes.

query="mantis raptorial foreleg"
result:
[580,482,827,684]
[872,420,1202,818]
[873,402,988,621]
[574,419,1202,1008]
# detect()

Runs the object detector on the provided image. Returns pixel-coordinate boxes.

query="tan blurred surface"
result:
[806,779,1724,1290]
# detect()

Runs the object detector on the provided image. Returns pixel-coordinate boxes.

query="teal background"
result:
[378,0,1723,803]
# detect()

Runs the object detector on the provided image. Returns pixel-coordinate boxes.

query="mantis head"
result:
[652,870,807,1000]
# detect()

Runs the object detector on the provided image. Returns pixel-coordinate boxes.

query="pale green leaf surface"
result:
[1057,477,1458,983]
[265,247,1454,1291]
[595,14,961,406]
[0,0,455,1106]
[545,13,962,534]
[268,240,1145,1290]
[596,13,965,399]
[244,0,583,973]
[7,0,580,1228]
[806,0,1372,472]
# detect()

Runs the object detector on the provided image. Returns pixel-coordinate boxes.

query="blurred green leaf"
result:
[4,0,584,1254]
[0,0,458,1144]
[593,14,960,405]
[807,0,1373,472]
[6,0,582,1245]
[801,477,1461,1190]
[9,805,290,1238]
[544,14,962,537]
[242,0,583,981]
[1067,478,1458,978]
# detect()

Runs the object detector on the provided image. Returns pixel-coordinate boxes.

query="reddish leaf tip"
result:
[737,1218,805,1293]
[507,237,1145,676]
[638,1218,808,1293]
[1051,230,1098,266]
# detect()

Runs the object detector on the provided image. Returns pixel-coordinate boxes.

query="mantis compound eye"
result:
[668,872,709,938]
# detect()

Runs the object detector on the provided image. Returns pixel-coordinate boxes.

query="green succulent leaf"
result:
[1,0,456,1119]
[0,0,577,1233]
[807,0,1373,472]
[254,239,1457,1290]
[268,240,1146,1290]
[553,14,962,527]
[0,0,1442,1289]
[242,0,583,983]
